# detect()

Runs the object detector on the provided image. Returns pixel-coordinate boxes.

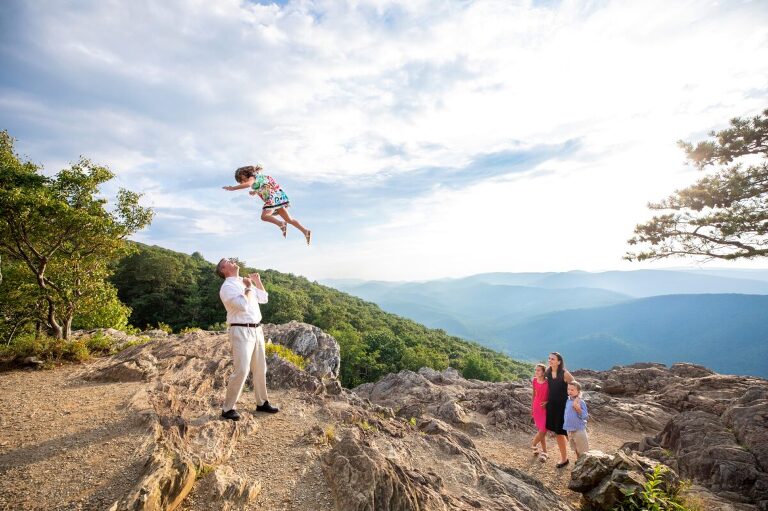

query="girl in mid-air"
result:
[223,165,311,245]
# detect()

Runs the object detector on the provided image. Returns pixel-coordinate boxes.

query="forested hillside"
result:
[110,244,533,387]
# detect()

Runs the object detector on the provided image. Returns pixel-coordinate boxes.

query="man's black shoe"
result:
[221,409,241,421]
[255,400,279,413]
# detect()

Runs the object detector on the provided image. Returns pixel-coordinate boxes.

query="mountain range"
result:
[323,269,768,377]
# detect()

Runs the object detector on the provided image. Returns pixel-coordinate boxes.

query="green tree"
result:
[626,109,768,261]
[0,131,153,339]
[462,352,502,382]
[0,256,40,344]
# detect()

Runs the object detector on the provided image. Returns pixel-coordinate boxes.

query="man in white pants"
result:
[216,258,279,420]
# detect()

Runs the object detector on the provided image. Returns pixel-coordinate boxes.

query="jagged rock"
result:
[355,369,533,432]
[266,354,324,393]
[21,356,44,369]
[722,390,768,473]
[190,465,261,511]
[322,429,448,511]
[669,362,715,378]
[569,450,678,510]
[322,428,574,511]
[264,321,341,379]
[110,445,196,511]
[639,410,768,509]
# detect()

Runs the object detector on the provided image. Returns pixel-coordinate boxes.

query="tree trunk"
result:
[45,296,63,339]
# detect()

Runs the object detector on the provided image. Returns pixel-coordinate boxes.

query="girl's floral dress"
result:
[251,174,289,211]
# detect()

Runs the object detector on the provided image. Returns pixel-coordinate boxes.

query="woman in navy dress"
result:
[545,351,574,468]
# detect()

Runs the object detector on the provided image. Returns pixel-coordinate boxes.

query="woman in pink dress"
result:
[531,363,549,462]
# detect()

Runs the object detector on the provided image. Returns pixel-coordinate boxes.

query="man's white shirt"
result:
[219,276,268,324]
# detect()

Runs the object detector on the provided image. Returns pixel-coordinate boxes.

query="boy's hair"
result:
[568,380,582,394]
[235,164,263,182]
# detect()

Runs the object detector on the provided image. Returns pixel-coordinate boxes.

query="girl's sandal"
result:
[305,230,311,246]
[531,445,540,455]
[280,223,287,238]
[538,452,548,463]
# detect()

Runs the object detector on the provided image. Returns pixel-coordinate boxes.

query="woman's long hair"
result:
[545,351,565,379]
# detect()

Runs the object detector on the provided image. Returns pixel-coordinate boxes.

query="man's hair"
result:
[215,258,227,279]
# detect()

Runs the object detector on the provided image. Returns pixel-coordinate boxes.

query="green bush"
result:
[266,342,307,370]
[154,322,173,334]
[0,334,90,363]
[616,465,692,511]
[85,332,118,355]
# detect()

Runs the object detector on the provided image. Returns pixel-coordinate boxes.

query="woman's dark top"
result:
[545,370,568,435]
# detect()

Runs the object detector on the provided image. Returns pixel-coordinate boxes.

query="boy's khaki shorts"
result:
[568,430,589,456]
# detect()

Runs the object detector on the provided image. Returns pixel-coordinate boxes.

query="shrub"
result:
[154,322,173,334]
[265,342,307,370]
[1,334,90,364]
[179,327,203,334]
[122,336,152,349]
[616,465,692,511]
[85,332,118,355]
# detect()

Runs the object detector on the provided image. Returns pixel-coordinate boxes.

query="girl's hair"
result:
[534,363,546,374]
[235,164,262,182]
[545,352,565,379]
[568,380,583,397]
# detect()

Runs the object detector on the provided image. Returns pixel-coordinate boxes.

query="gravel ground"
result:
[0,364,150,511]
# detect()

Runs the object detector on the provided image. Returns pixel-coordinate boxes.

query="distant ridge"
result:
[324,270,768,378]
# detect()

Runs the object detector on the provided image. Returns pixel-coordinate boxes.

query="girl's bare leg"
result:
[261,210,287,236]
[532,431,547,452]
[276,208,310,243]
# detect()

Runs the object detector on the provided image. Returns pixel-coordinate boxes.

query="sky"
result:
[1,0,767,281]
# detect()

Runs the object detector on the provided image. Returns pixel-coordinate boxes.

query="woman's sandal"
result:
[556,459,569,469]
[280,223,287,238]
[305,230,311,245]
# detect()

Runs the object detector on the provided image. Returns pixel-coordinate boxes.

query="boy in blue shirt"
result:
[563,380,589,457]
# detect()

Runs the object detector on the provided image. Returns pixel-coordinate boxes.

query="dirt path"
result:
[0,364,150,511]
[475,423,645,509]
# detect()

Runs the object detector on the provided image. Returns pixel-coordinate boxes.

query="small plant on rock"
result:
[265,342,307,370]
[616,465,691,511]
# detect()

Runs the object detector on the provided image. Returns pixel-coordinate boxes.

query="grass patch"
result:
[324,425,336,444]
[266,342,307,370]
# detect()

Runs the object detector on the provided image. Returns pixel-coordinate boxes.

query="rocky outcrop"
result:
[78,325,768,511]
[263,321,340,379]
[355,367,531,433]
[568,450,679,510]
[85,324,332,511]
[321,424,575,511]
[638,410,768,509]
[591,364,768,510]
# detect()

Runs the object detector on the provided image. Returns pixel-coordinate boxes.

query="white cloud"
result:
[3,0,768,279]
